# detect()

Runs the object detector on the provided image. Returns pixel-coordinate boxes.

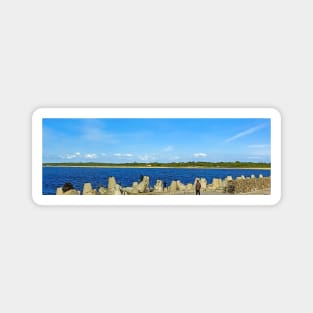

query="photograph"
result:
[32,107,281,205]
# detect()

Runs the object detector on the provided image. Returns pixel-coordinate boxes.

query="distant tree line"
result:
[43,161,270,168]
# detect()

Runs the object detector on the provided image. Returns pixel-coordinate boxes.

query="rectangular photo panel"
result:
[32,107,281,206]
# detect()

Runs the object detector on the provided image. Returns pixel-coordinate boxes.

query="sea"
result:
[42,167,271,195]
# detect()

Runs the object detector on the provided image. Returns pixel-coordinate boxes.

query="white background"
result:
[1,1,312,312]
[32,107,281,206]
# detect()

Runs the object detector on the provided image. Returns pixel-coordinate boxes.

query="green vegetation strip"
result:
[43,161,270,168]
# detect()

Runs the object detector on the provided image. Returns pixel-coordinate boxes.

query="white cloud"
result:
[62,152,81,159]
[85,153,97,159]
[225,124,266,143]
[113,153,133,157]
[193,153,207,158]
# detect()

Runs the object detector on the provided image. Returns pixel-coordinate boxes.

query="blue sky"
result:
[42,118,271,163]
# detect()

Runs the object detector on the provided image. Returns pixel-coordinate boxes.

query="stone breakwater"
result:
[56,174,271,195]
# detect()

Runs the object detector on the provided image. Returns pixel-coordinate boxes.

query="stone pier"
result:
[56,174,270,195]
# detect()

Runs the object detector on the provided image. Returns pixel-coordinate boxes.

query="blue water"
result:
[42,167,271,195]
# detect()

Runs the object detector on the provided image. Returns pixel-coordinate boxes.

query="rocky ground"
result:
[56,175,271,195]
[124,188,271,196]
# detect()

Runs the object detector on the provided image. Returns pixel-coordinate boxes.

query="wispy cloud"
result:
[224,124,266,143]
[193,153,207,158]
[61,152,81,159]
[113,153,133,157]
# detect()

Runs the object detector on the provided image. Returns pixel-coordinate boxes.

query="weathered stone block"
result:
[177,180,186,191]
[137,176,150,193]
[154,180,164,193]
[168,180,177,192]
[83,183,97,195]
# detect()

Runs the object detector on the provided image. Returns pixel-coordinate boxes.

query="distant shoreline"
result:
[43,165,271,170]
